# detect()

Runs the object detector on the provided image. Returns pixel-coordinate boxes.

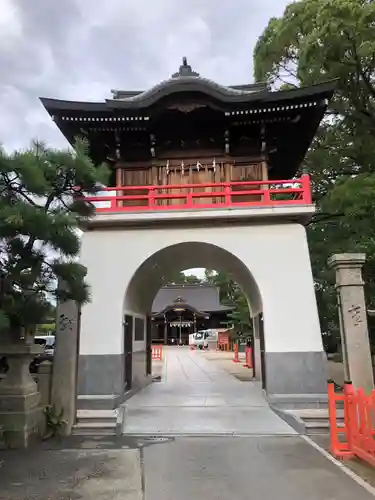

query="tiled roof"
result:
[152,284,232,313]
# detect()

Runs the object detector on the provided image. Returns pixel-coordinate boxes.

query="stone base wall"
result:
[77,350,150,410]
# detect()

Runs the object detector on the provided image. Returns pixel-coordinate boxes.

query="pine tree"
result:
[0,139,109,339]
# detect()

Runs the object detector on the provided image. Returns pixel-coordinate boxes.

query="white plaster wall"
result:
[79,223,323,356]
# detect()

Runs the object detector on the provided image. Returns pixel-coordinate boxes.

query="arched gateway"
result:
[41,58,335,413]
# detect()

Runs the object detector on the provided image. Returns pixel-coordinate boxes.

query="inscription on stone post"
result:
[58,313,74,333]
[348,304,363,327]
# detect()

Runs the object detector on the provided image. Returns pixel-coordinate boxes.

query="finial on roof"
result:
[172,57,200,78]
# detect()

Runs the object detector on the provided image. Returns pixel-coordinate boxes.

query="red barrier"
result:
[328,382,353,459]
[328,381,375,466]
[152,345,163,361]
[232,343,240,363]
[349,386,375,467]
[243,347,253,369]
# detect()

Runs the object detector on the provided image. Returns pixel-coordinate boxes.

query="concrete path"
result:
[121,347,375,500]
[1,348,373,499]
[122,346,295,436]
[144,436,375,500]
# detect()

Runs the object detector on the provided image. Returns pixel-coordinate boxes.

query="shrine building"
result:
[151,284,233,345]
[41,58,335,412]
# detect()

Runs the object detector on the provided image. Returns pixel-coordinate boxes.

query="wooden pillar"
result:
[115,165,123,208]
[260,122,270,203]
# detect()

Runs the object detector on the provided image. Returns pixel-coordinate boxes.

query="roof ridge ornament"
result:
[172,57,200,78]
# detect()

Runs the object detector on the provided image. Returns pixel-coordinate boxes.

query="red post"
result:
[344,382,356,453]
[149,187,155,208]
[224,183,231,206]
[328,381,354,459]
[233,343,240,363]
[186,192,194,208]
[243,347,253,369]
[262,188,271,204]
[110,190,117,211]
[300,174,312,205]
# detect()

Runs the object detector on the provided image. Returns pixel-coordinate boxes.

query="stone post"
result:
[51,284,80,435]
[328,253,373,390]
[37,360,53,407]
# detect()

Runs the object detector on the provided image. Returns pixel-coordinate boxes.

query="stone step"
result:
[302,410,344,435]
[279,408,345,435]
[76,410,117,425]
[72,425,116,436]
[77,418,117,425]
[291,408,344,420]
[73,409,119,436]
[304,420,344,429]
[76,409,118,419]
[72,422,117,436]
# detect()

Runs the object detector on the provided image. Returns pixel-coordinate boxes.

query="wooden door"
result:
[230,161,265,204]
[259,313,266,390]
[120,168,152,208]
[146,316,152,375]
[123,315,133,390]
[158,160,224,208]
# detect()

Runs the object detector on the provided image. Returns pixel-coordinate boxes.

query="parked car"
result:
[29,335,55,373]
[0,335,56,374]
[193,329,218,349]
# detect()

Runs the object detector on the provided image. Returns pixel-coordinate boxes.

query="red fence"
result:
[243,347,253,369]
[328,381,375,466]
[233,343,240,363]
[152,345,163,361]
[82,175,312,213]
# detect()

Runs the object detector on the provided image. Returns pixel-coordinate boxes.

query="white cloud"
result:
[0,0,291,151]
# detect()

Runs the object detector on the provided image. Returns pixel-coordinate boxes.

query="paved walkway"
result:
[123,347,375,500]
[122,346,295,435]
[1,347,374,499]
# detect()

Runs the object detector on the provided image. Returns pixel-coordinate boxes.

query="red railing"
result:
[328,381,375,466]
[82,174,312,213]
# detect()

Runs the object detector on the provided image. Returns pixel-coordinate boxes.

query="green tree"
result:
[204,270,252,332]
[254,0,375,197]
[164,271,202,285]
[0,139,109,338]
[254,0,375,340]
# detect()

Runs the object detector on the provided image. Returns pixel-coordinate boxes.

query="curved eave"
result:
[40,80,336,114]
[40,97,109,114]
[107,76,263,106]
[152,303,209,318]
[106,79,336,109]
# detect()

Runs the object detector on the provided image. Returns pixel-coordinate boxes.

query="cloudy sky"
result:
[0,0,292,152]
